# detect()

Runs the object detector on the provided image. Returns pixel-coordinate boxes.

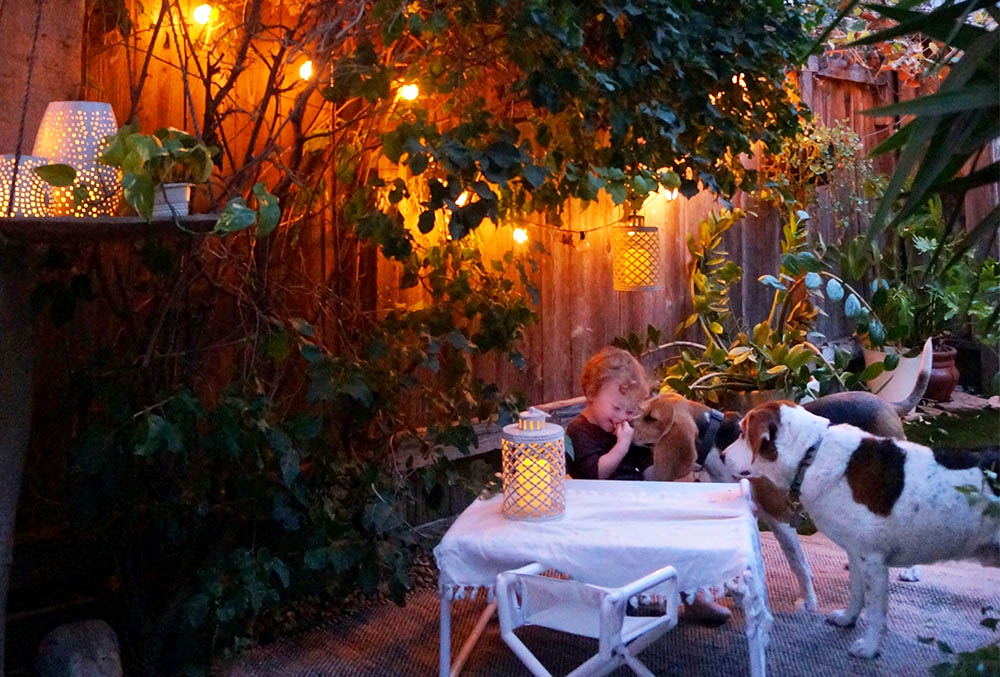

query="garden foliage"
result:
[29,0,818,671]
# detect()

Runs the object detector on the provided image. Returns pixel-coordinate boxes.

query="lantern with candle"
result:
[0,154,49,218]
[501,407,566,521]
[612,213,661,292]
[32,101,121,217]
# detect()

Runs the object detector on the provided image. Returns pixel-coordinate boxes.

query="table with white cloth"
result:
[434,478,773,677]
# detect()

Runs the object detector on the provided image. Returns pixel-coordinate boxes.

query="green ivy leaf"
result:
[33,163,77,187]
[252,182,281,236]
[216,198,257,233]
[122,171,154,221]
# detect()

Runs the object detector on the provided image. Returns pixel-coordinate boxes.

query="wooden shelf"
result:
[0,214,218,243]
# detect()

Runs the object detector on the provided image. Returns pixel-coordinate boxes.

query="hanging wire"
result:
[5,0,45,218]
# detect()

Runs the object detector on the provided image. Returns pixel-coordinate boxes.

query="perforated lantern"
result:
[501,407,566,521]
[612,213,661,292]
[32,101,120,217]
[0,155,49,217]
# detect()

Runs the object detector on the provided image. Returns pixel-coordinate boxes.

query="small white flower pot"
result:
[152,182,192,219]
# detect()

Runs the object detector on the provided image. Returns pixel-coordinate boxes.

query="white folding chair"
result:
[495,562,679,677]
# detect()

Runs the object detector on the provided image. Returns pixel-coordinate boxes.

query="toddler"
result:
[566,346,656,480]
[566,346,732,626]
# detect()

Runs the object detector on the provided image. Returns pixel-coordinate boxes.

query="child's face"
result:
[587,381,639,433]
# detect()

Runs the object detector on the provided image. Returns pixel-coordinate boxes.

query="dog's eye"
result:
[643,414,655,422]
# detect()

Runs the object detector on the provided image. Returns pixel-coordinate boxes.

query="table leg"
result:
[440,592,452,677]
[440,592,498,677]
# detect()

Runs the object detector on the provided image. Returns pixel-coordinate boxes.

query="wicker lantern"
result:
[501,407,566,521]
[0,155,49,217]
[612,213,661,292]
[32,101,120,217]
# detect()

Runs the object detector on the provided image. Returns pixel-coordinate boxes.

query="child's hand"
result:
[614,420,634,446]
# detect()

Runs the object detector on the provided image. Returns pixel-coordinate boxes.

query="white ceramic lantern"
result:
[32,101,121,217]
[612,213,661,292]
[501,407,566,521]
[0,154,49,217]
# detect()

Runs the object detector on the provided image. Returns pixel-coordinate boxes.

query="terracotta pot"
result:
[923,343,960,402]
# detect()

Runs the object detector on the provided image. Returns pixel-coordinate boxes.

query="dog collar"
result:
[696,409,726,465]
[787,437,822,528]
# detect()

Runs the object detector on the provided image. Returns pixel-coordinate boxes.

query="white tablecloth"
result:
[435,479,766,602]
[435,479,773,677]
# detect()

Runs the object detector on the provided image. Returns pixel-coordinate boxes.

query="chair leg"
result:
[619,648,655,677]
[501,629,556,677]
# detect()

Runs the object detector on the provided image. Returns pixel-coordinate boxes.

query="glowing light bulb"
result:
[399,83,419,101]
[575,231,591,252]
[455,191,470,207]
[512,227,528,245]
[299,60,313,81]
[193,4,212,24]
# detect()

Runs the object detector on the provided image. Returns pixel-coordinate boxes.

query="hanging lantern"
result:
[501,407,566,521]
[612,213,661,292]
[32,101,120,217]
[0,155,49,218]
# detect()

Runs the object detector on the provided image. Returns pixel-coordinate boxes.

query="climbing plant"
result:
[14,0,819,671]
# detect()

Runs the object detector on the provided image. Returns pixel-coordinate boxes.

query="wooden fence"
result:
[4,11,996,409]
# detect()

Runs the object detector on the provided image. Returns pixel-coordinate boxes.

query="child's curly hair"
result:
[580,347,650,402]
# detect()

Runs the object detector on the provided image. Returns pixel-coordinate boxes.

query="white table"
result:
[434,479,773,676]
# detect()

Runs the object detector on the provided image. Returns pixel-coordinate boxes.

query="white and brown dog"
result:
[632,391,912,613]
[722,401,1000,658]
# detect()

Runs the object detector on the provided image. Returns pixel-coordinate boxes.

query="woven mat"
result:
[225,532,1000,677]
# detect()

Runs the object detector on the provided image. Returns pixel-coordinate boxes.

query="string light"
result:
[455,190,470,207]
[512,227,528,244]
[399,83,419,101]
[193,4,212,24]
[299,60,313,81]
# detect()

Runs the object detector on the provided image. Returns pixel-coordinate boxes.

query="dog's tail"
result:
[889,338,933,417]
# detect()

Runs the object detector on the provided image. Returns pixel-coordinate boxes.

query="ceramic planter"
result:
[862,337,933,413]
[151,182,192,219]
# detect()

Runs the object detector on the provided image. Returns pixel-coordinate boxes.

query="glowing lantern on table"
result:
[612,213,661,292]
[501,407,566,521]
[32,101,120,217]
[0,155,49,217]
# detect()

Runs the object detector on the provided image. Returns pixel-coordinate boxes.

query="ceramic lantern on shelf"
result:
[0,154,49,217]
[32,101,121,217]
[501,407,566,521]
[612,212,661,292]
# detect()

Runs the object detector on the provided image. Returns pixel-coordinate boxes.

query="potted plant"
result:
[98,124,218,221]
[823,195,1000,402]
[654,209,854,411]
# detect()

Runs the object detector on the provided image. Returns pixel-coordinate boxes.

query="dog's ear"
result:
[748,476,792,521]
[744,402,784,462]
[650,405,699,481]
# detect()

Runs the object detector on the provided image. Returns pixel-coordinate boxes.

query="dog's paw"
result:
[898,566,921,582]
[848,636,881,659]
[826,609,858,627]
[794,595,818,613]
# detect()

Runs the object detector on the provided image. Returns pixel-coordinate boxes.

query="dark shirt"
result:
[565,414,653,481]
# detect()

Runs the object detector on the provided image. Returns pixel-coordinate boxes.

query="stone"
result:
[36,619,123,677]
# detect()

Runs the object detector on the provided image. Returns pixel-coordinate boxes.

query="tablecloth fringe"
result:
[438,566,755,606]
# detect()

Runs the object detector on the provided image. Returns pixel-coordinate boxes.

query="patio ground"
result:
[224,531,1000,676]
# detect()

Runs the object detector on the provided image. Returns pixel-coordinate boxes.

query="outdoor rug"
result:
[225,532,1000,676]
